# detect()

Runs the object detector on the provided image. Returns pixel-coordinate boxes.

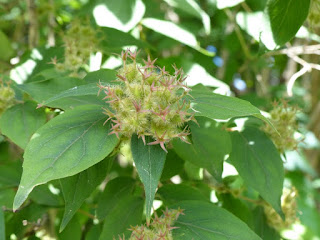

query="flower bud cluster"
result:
[99,49,194,152]
[117,208,184,240]
[308,0,320,29]
[263,187,298,231]
[0,82,15,115]
[56,20,99,74]
[262,101,299,153]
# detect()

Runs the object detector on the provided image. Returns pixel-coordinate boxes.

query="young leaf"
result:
[99,196,144,240]
[59,157,112,232]
[171,200,262,240]
[96,177,136,221]
[267,0,311,46]
[229,127,284,218]
[131,134,167,221]
[0,101,46,149]
[173,117,231,181]
[13,105,118,211]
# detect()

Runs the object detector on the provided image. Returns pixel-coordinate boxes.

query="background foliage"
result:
[0,0,320,239]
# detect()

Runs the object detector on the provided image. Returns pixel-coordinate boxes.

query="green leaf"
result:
[0,208,5,240]
[59,215,81,240]
[164,0,211,34]
[158,184,209,205]
[0,101,46,149]
[59,157,111,232]
[173,117,231,181]
[191,85,263,120]
[0,30,14,61]
[98,27,152,54]
[0,161,22,189]
[83,69,117,83]
[13,105,118,210]
[85,225,101,240]
[131,134,167,221]
[99,196,144,240]
[96,177,136,220]
[267,0,311,46]
[141,18,214,56]
[171,201,262,240]
[29,183,63,207]
[93,0,145,32]
[215,0,244,9]
[160,150,184,181]
[228,127,284,217]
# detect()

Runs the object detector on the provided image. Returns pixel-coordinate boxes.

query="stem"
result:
[26,0,39,49]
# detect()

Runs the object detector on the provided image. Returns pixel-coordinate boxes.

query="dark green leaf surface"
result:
[99,196,144,240]
[59,157,111,231]
[160,150,184,181]
[171,201,262,240]
[229,127,284,217]
[13,105,118,210]
[96,177,136,220]
[191,85,262,120]
[158,184,208,205]
[131,134,167,221]
[173,117,231,181]
[0,101,46,149]
[267,0,311,45]
[29,183,63,207]
[59,215,81,240]
[0,161,22,189]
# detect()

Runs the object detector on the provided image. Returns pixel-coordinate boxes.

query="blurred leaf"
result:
[93,0,145,32]
[215,0,244,9]
[13,105,118,211]
[171,201,262,240]
[29,183,63,207]
[173,117,231,181]
[158,184,209,205]
[141,18,214,56]
[252,206,280,240]
[267,0,311,45]
[0,161,22,189]
[85,225,101,240]
[131,134,167,221]
[229,127,284,218]
[0,189,15,208]
[0,101,46,149]
[0,30,14,61]
[160,150,184,181]
[83,69,117,83]
[59,215,81,240]
[0,208,4,240]
[99,196,144,240]
[236,11,277,50]
[96,177,136,220]
[59,157,111,232]
[164,0,211,34]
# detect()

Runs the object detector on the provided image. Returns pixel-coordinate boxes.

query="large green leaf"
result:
[0,208,4,240]
[158,184,209,205]
[13,105,118,210]
[191,85,263,120]
[99,196,144,240]
[141,18,214,56]
[267,0,311,45]
[0,30,14,61]
[164,0,211,34]
[131,134,167,221]
[0,101,46,149]
[59,157,112,231]
[173,117,231,181]
[171,201,262,240]
[0,161,22,189]
[228,127,284,217]
[96,177,136,220]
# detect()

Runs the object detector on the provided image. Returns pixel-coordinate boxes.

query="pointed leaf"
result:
[59,157,112,231]
[131,134,167,221]
[0,101,46,149]
[229,127,284,217]
[13,105,118,210]
[267,0,311,45]
[171,201,262,240]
